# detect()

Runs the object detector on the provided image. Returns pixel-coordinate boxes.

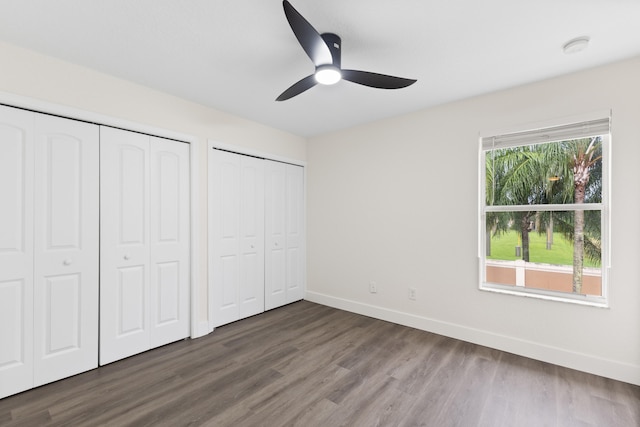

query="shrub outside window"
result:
[479,115,610,306]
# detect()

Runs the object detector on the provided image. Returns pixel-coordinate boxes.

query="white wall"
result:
[306,57,640,385]
[0,41,307,335]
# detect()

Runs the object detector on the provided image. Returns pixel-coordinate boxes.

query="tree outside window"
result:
[480,117,609,305]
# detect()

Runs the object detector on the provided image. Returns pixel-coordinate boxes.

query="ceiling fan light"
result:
[315,65,341,85]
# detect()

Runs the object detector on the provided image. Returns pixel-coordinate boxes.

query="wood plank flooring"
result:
[1,301,638,426]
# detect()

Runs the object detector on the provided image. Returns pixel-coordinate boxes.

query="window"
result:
[479,115,610,306]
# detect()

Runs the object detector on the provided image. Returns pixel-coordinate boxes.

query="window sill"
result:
[480,282,609,308]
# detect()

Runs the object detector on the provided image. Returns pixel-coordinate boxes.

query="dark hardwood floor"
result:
[1,301,638,426]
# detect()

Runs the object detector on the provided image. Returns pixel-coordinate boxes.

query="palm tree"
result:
[568,137,602,292]
[484,157,509,256]
[537,137,602,292]
[488,145,548,262]
[487,137,602,292]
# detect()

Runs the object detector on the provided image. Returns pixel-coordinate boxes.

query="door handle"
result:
[63,259,72,266]
[124,254,130,260]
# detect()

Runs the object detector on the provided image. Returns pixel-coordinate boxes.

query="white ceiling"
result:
[1,0,639,137]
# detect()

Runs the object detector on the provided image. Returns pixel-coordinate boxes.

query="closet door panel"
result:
[238,156,264,318]
[149,137,190,347]
[220,255,239,312]
[265,162,305,309]
[210,150,241,327]
[0,280,32,399]
[33,115,99,385]
[264,161,286,310]
[0,106,34,399]
[209,150,264,326]
[285,165,305,303]
[100,127,150,365]
[119,266,146,331]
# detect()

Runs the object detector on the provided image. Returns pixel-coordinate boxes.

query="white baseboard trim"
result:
[305,291,640,386]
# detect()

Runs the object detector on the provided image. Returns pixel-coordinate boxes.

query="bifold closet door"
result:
[149,136,190,348]
[100,127,190,365]
[0,106,99,399]
[284,164,305,303]
[100,128,150,364]
[264,161,286,310]
[265,161,304,310]
[209,149,264,327]
[33,114,99,385]
[0,106,35,399]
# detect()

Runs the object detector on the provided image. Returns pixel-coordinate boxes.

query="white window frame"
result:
[478,112,611,307]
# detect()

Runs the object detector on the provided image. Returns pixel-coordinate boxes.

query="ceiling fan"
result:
[276,0,417,101]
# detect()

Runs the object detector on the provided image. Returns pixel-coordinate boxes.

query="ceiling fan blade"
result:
[341,70,417,89]
[276,74,317,101]
[283,0,333,66]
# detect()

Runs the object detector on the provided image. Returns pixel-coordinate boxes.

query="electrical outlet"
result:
[408,287,417,300]
[369,281,377,293]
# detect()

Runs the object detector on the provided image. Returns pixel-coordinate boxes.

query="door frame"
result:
[0,91,204,339]
[207,140,307,332]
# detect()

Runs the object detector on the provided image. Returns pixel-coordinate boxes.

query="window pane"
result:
[486,137,603,206]
[484,210,602,296]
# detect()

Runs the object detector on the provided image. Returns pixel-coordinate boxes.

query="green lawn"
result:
[487,230,600,267]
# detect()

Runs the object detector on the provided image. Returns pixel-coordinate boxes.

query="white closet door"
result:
[209,150,264,327]
[265,161,287,310]
[210,150,241,327]
[149,137,190,348]
[238,156,265,319]
[265,162,305,309]
[33,115,99,385]
[0,106,34,399]
[100,127,150,365]
[285,165,305,303]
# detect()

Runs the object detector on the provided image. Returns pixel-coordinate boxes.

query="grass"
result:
[487,230,600,268]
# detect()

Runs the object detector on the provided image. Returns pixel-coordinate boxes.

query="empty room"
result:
[0,1,639,426]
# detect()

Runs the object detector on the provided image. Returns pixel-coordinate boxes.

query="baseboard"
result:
[305,291,640,386]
